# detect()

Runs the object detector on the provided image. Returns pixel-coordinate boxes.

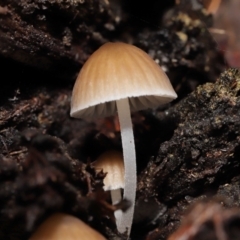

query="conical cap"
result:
[71,42,177,119]
[93,150,124,191]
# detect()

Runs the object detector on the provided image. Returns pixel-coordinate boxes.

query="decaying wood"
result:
[137,68,240,239]
[0,0,117,78]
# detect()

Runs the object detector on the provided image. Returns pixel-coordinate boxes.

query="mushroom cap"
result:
[30,213,106,240]
[203,0,221,14]
[70,42,177,119]
[93,150,124,191]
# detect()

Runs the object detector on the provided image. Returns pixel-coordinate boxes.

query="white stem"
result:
[111,189,122,228]
[111,189,122,205]
[116,98,136,237]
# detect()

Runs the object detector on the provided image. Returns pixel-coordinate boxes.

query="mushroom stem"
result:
[110,189,123,227]
[116,98,136,236]
[111,189,122,205]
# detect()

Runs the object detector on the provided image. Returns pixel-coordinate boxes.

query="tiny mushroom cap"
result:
[93,151,125,230]
[30,213,106,240]
[93,150,124,191]
[70,42,177,119]
[203,0,221,14]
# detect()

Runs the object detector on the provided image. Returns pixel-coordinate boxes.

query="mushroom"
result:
[70,42,177,236]
[29,213,106,240]
[203,0,221,14]
[92,150,124,226]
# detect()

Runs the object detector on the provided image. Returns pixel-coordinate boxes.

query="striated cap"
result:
[30,213,106,240]
[70,42,177,119]
[93,150,124,191]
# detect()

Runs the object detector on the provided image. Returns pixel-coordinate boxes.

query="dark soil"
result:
[0,0,239,239]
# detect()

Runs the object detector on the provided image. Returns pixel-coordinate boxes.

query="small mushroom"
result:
[203,0,221,14]
[70,42,177,236]
[29,213,106,240]
[93,150,124,227]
